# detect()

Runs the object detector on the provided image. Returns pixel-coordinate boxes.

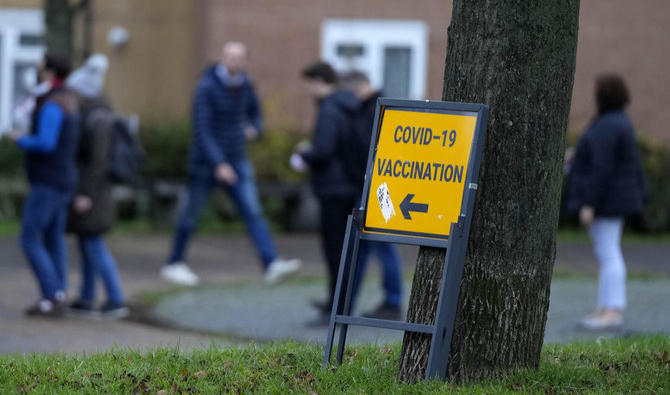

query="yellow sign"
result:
[363,108,477,239]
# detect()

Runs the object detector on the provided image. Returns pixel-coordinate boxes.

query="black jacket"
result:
[566,110,648,217]
[67,97,116,235]
[300,90,359,198]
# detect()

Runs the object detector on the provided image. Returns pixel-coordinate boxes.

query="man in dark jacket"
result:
[339,71,404,320]
[162,42,300,286]
[294,61,359,323]
[11,53,79,316]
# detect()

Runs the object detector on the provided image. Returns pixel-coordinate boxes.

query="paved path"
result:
[152,277,670,345]
[0,233,668,354]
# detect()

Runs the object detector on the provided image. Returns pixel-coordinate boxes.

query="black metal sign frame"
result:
[323,98,488,381]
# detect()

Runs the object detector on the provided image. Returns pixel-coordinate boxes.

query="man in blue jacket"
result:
[11,53,79,316]
[161,42,300,286]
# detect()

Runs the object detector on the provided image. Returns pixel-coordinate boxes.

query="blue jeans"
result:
[78,235,124,305]
[20,183,71,300]
[167,161,277,268]
[351,240,403,308]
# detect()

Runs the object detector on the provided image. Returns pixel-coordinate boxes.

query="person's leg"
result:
[319,196,355,309]
[589,218,626,311]
[225,161,277,268]
[44,193,70,295]
[166,176,212,264]
[19,184,64,300]
[77,235,97,304]
[81,235,124,305]
[374,242,403,307]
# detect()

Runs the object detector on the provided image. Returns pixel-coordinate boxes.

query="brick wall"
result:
[198,0,670,142]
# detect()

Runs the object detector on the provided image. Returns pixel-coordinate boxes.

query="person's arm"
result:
[246,82,263,139]
[299,107,340,166]
[193,84,227,166]
[16,102,64,153]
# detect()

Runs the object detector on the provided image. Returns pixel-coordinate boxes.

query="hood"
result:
[321,89,359,113]
[67,54,108,98]
[206,64,249,88]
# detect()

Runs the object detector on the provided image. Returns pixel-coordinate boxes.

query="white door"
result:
[0,8,44,134]
[321,19,428,100]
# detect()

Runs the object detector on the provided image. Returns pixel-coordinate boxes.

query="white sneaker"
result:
[578,311,623,330]
[160,262,200,286]
[264,258,301,285]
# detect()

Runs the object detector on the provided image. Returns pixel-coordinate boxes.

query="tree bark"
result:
[398,0,580,383]
[44,0,73,59]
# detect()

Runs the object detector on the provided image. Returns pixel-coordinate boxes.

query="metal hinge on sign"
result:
[468,183,478,190]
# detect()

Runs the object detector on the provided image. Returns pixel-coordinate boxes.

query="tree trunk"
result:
[44,0,73,59]
[398,0,580,383]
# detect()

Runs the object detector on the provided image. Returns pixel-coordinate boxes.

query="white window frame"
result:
[321,19,428,100]
[0,8,44,134]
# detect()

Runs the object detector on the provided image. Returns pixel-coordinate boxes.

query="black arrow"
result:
[399,194,429,220]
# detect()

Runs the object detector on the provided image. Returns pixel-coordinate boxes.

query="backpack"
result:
[107,115,144,184]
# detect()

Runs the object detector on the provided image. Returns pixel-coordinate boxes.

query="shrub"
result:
[138,119,306,183]
[0,137,24,177]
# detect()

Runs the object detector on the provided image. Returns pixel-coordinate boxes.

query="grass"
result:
[0,336,668,394]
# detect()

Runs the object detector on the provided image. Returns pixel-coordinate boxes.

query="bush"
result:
[637,134,670,232]
[0,137,24,177]
[138,120,191,180]
[139,120,305,183]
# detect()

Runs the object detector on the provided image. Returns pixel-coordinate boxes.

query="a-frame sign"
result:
[324,98,488,381]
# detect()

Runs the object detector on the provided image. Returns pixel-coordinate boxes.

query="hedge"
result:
[1,125,669,232]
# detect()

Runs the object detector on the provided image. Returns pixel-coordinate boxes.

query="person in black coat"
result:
[566,74,648,330]
[65,54,128,318]
[293,62,359,325]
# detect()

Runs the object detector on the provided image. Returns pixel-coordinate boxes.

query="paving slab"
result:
[151,277,670,345]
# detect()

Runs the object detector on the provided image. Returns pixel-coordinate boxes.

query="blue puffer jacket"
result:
[300,90,360,198]
[566,110,648,217]
[189,66,262,175]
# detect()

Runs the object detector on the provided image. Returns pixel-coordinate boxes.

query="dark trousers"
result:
[319,195,356,309]
[167,161,277,268]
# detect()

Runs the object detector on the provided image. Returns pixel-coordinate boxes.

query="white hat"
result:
[67,54,109,98]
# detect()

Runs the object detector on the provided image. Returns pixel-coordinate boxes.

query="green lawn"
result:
[1,336,668,394]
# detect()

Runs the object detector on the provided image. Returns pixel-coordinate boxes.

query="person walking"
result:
[339,71,403,320]
[161,41,300,286]
[10,53,79,316]
[293,61,359,324]
[65,54,128,318]
[566,74,648,330]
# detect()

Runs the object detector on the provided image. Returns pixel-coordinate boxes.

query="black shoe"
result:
[362,302,402,320]
[67,300,100,318]
[100,302,129,319]
[25,299,64,317]
[310,299,332,315]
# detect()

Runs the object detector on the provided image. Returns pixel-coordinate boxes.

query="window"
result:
[321,19,428,99]
[0,8,44,134]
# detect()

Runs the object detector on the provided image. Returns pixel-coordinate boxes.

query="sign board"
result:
[324,99,488,381]
[362,103,480,240]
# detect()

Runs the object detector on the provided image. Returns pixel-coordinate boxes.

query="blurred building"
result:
[0,0,668,141]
